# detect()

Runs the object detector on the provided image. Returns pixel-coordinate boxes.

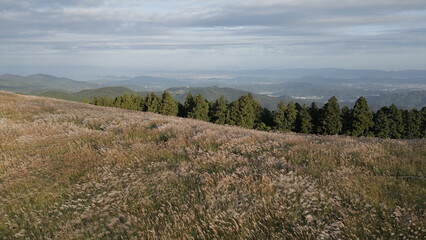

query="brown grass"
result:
[0,91,425,239]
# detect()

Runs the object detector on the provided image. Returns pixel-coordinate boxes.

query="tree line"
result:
[88,92,426,139]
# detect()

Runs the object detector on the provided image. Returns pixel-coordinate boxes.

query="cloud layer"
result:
[1,0,425,70]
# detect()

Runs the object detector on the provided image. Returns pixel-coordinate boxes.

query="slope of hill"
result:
[0,91,424,239]
[40,87,149,102]
[0,74,99,93]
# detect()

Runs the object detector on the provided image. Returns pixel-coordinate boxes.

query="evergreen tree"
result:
[285,101,298,131]
[159,91,178,116]
[402,109,421,139]
[228,94,257,129]
[183,92,195,118]
[135,95,144,111]
[114,96,122,108]
[341,106,352,135]
[308,102,320,134]
[256,108,273,131]
[273,101,287,131]
[296,104,313,134]
[177,102,186,117]
[350,96,374,137]
[318,96,342,135]
[144,92,161,113]
[187,94,209,121]
[211,95,229,124]
[373,107,391,138]
[92,96,99,105]
[388,104,404,139]
[421,107,426,138]
[227,99,239,126]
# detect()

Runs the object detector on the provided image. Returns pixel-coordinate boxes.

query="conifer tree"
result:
[211,95,229,124]
[256,108,273,131]
[308,102,320,134]
[296,104,313,134]
[228,94,257,128]
[92,96,99,105]
[388,104,404,139]
[187,94,209,121]
[273,101,287,131]
[402,109,421,139]
[159,91,178,116]
[144,92,161,113]
[350,96,374,137]
[373,107,391,138]
[421,107,426,138]
[341,106,352,135]
[285,101,298,131]
[114,96,122,108]
[135,95,144,111]
[318,96,342,135]
[183,92,195,118]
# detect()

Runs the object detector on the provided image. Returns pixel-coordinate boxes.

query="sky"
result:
[1,0,426,75]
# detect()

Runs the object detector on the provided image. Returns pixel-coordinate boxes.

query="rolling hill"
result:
[0,74,99,93]
[40,87,149,102]
[0,91,424,239]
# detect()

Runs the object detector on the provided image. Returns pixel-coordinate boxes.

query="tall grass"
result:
[0,91,425,239]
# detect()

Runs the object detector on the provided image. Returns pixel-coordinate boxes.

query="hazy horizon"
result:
[1,0,426,76]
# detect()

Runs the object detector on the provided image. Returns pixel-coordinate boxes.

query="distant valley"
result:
[1,69,425,111]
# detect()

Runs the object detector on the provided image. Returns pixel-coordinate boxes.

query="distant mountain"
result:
[92,75,188,91]
[366,91,426,111]
[0,74,99,93]
[166,86,293,109]
[40,87,149,102]
[236,68,426,78]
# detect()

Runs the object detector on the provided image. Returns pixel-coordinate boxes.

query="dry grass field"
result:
[0,91,425,239]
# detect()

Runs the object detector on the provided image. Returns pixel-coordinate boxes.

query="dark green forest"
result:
[89,92,426,139]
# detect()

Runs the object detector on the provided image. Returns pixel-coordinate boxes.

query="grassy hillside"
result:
[0,91,424,239]
[0,74,99,93]
[40,87,149,102]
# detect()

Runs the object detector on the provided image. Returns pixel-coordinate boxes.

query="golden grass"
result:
[0,91,425,239]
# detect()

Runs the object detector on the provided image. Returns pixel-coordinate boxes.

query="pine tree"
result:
[144,92,161,113]
[273,101,287,131]
[308,102,320,134]
[285,101,298,131]
[135,95,145,111]
[296,104,313,134]
[211,95,228,124]
[388,104,404,139]
[341,106,352,135]
[187,94,209,121]
[421,107,426,138]
[402,109,421,139]
[256,108,273,131]
[92,96,99,105]
[228,94,257,129]
[318,96,342,135]
[373,107,391,138]
[183,93,195,118]
[159,91,178,116]
[350,96,374,137]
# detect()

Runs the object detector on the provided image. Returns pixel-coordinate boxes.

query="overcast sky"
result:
[1,0,426,73]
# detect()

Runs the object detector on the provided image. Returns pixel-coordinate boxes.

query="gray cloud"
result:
[0,0,425,70]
